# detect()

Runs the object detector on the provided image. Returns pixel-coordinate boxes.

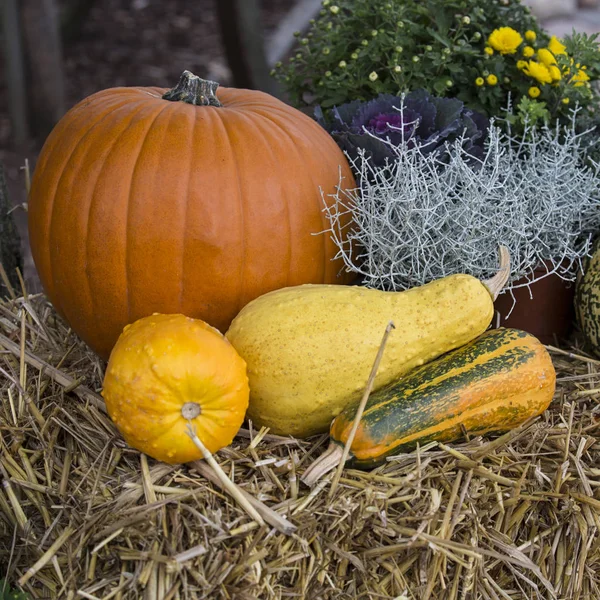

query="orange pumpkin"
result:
[101,313,249,464]
[27,70,356,360]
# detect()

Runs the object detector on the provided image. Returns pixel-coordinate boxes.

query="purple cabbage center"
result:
[367,112,407,135]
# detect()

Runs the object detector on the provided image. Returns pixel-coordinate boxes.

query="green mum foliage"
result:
[272,0,600,132]
[0,580,30,600]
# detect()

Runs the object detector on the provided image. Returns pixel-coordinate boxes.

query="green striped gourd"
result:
[575,237,600,354]
[302,327,556,481]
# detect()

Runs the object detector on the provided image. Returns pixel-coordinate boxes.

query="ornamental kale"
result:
[315,89,490,172]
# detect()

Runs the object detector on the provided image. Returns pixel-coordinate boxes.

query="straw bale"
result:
[1,292,600,599]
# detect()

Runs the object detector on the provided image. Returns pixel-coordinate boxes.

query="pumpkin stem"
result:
[483,245,511,300]
[162,70,222,107]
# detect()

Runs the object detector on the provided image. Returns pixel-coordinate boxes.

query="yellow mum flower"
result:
[562,98,570,105]
[523,46,535,58]
[549,65,562,81]
[517,60,527,70]
[548,35,567,55]
[486,74,498,85]
[563,57,574,75]
[571,68,590,87]
[523,60,553,84]
[484,47,494,56]
[475,77,485,86]
[487,27,523,54]
[528,86,541,98]
[525,30,537,42]
[537,48,557,67]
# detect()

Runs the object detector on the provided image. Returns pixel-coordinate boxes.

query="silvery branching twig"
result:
[319,104,600,310]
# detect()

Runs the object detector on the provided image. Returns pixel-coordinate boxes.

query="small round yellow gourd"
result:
[102,313,249,464]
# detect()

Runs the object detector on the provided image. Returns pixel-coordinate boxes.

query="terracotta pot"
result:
[493,264,576,344]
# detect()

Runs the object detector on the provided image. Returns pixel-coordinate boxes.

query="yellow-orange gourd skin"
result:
[225,275,496,438]
[27,84,356,360]
[101,313,249,464]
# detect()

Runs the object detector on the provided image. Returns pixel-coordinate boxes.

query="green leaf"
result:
[320,92,356,108]
[433,78,450,94]
[426,27,452,48]
[0,580,30,600]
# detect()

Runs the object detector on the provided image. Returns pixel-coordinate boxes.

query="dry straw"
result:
[1,290,600,599]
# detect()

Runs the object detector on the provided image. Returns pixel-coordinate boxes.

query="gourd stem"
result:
[162,70,222,107]
[181,402,201,419]
[483,245,511,300]
[301,442,344,487]
[185,423,266,527]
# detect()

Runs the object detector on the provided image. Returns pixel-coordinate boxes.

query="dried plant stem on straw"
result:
[324,320,395,498]
[185,421,296,534]
[18,525,74,586]
[185,422,265,526]
[0,263,16,299]
[191,461,296,534]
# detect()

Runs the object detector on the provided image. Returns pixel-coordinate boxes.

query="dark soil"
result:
[0,0,296,290]
[1,0,294,151]
[56,0,293,114]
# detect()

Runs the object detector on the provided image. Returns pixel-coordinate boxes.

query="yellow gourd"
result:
[102,313,249,464]
[225,248,510,438]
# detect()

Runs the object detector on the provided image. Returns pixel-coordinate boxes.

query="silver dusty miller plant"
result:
[321,106,600,301]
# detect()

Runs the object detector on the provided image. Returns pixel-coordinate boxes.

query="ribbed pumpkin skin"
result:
[330,328,556,469]
[575,237,600,355]
[27,84,356,360]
